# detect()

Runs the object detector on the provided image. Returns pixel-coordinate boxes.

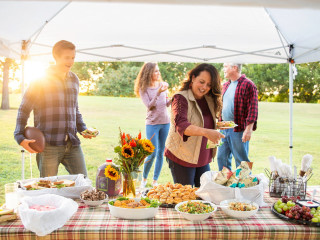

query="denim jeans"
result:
[217,128,250,171]
[36,140,87,177]
[143,123,170,181]
[166,157,210,187]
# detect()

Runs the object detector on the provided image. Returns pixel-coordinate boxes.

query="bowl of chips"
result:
[219,199,259,219]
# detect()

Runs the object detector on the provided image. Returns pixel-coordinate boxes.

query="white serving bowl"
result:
[80,196,108,207]
[175,200,217,222]
[219,199,259,219]
[108,198,159,220]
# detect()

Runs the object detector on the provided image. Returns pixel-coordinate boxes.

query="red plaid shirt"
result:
[221,74,258,132]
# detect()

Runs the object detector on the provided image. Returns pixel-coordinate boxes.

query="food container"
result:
[19,194,78,236]
[219,199,259,219]
[108,198,159,220]
[17,174,92,199]
[297,200,320,208]
[80,188,108,207]
[175,200,217,222]
[196,171,268,207]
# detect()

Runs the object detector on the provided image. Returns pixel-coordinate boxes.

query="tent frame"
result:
[14,2,306,177]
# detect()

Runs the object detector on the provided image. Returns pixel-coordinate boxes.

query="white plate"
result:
[80,196,108,207]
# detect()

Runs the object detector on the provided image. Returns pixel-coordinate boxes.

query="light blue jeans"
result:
[36,140,87,177]
[217,128,250,171]
[143,123,170,181]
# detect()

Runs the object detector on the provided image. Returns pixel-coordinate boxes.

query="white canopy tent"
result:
[1,0,320,169]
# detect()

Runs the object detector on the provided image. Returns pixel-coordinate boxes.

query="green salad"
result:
[178,201,215,214]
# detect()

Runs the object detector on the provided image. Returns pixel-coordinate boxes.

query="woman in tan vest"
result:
[164,63,224,187]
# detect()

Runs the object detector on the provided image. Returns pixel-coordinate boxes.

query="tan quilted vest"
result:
[165,89,217,165]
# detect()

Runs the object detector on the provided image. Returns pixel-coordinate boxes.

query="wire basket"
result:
[264,168,312,199]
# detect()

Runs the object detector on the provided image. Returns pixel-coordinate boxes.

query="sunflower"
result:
[104,165,120,180]
[139,139,155,153]
[121,144,134,158]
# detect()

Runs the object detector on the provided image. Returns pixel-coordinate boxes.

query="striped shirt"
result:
[14,66,87,146]
[221,74,258,132]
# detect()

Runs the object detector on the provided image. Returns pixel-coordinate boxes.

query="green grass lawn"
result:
[1,94,319,204]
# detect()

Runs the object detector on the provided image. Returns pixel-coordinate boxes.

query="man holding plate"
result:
[14,40,97,177]
[217,63,258,171]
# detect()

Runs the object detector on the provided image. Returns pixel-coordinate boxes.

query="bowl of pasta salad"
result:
[175,200,217,221]
[219,199,259,219]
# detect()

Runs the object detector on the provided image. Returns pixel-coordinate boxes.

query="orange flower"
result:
[129,139,137,147]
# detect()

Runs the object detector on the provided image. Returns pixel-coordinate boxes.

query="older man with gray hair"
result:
[217,63,258,171]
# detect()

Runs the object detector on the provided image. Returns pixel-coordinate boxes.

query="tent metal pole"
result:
[21,59,25,96]
[289,62,293,168]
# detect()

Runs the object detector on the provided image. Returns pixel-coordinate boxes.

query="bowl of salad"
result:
[175,200,217,222]
[108,197,161,220]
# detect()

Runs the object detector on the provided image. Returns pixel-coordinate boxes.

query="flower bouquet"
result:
[114,129,155,197]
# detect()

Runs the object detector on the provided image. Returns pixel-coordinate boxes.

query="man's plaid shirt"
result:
[14,66,87,146]
[221,74,258,132]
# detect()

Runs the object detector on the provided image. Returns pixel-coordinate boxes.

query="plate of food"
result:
[271,196,320,226]
[81,127,99,137]
[0,208,17,223]
[216,121,238,129]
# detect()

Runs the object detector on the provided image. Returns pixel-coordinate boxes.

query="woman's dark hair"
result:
[179,63,222,117]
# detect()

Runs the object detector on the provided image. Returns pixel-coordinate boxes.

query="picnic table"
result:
[1,187,319,240]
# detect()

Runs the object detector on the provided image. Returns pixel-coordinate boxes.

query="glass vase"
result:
[122,171,140,198]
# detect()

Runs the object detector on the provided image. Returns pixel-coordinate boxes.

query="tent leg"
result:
[21,59,25,96]
[21,149,25,180]
[289,63,293,168]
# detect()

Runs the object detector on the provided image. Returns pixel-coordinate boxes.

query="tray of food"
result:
[142,183,200,208]
[271,196,320,227]
[17,174,92,199]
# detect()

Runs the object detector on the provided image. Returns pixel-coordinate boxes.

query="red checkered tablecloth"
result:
[1,187,320,240]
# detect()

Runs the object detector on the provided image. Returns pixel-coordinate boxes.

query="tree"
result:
[294,62,320,103]
[97,64,141,97]
[1,58,15,109]
[242,64,289,102]
[72,62,108,95]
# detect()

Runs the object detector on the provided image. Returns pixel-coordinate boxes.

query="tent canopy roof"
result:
[1,1,320,64]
